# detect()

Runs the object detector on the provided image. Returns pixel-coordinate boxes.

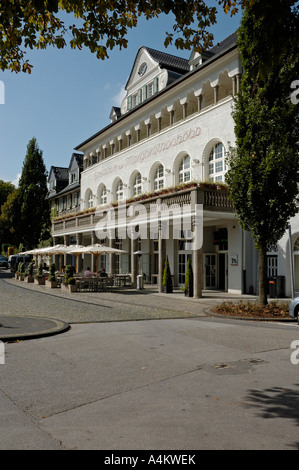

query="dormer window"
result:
[69,171,78,184]
[127,77,159,111]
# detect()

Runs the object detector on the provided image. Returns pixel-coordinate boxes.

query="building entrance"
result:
[204,252,228,290]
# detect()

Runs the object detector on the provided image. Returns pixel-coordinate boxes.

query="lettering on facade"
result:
[94,126,201,179]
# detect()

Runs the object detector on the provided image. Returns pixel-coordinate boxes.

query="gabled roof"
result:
[75,31,238,151]
[143,47,190,73]
[125,47,190,88]
[109,106,121,122]
[208,31,238,56]
[68,152,83,170]
[48,166,68,182]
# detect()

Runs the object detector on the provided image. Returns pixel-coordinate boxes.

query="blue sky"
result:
[0,3,242,186]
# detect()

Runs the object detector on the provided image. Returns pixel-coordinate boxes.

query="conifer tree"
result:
[17,137,51,249]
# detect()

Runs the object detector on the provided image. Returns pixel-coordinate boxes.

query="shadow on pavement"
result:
[245,384,299,449]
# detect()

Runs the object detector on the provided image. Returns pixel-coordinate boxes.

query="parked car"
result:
[8,254,33,273]
[0,255,8,268]
[289,297,299,318]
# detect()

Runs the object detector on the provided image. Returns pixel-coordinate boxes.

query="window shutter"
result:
[153,77,159,94]
[143,85,147,101]
[138,88,142,104]
[127,95,132,111]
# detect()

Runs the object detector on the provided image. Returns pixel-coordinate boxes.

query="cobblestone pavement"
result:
[0,270,263,326]
[0,274,215,324]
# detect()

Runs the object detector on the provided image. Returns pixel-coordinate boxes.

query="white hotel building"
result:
[48,32,297,297]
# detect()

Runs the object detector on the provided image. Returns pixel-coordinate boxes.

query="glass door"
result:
[204,253,217,289]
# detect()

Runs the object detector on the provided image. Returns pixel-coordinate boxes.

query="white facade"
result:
[51,33,299,297]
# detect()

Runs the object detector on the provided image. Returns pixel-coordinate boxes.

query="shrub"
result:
[26,261,34,276]
[18,262,25,274]
[184,259,193,297]
[35,263,44,279]
[48,263,56,281]
[64,265,74,282]
[162,259,173,293]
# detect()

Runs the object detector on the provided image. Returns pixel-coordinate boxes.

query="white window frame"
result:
[208,142,225,182]
[100,186,108,205]
[88,192,94,209]
[133,173,142,196]
[154,165,164,190]
[179,155,191,183]
[116,180,124,201]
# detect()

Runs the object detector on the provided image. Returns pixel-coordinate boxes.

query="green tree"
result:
[17,137,51,249]
[0,0,280,74]
[0,189,21,247]
[2,1,298,74]
[225,0,299,305]
[0,180,15,208]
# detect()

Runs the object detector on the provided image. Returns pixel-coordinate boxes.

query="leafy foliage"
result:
[225,0,299,304]
[212,300,289,318]
[1,1,298,73]
[184,258,193,296]
[226,0,299,252]
[0,0,245,73]
[0,180,15,208]
[17,138,51,249]
[0,138,51,249]
[162,258,173,293]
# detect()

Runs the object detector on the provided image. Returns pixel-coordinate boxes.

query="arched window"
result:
[100,185,108,205]
[133,173,142,196]
[208,142,225,181]
[154,164,164,190]
[88,192,93,208]
[179,155,191,183]
[116,180,124,201]
[294,237,299,252]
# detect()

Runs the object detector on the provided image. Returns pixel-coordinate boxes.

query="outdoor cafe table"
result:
[76,276,112,292]
[112,274,131,287]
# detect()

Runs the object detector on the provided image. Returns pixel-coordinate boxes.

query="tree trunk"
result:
[258,248,268,305]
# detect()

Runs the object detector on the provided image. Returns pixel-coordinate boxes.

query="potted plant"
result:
[18,262,25,281]
[34,263,45,285]
[15,262,21,280]
[162,258,173,293]
[62,265,77,292]
[184,259,193,297]
[67,276,77,292]
[26,261,34,282]
[46,263,58,288]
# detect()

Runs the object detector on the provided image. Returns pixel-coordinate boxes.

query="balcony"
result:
[52,183,233,236]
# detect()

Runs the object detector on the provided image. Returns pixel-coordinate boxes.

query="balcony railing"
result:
[52,184,233,235]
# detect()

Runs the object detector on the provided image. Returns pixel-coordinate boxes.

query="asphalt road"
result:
[1,269,299,451]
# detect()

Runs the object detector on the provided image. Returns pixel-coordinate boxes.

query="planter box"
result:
[61,282,77,292]
[26,276,34,283]
[19,274,25,281]
[35,277,45,285]
[45,280,58,288]
[184,287,193,297]
[69,284,77,292]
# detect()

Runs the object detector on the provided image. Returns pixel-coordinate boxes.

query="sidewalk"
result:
[0,274,292,341]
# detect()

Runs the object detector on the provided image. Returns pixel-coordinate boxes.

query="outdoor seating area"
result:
[14,243,133,293]
[56,273,128,292]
